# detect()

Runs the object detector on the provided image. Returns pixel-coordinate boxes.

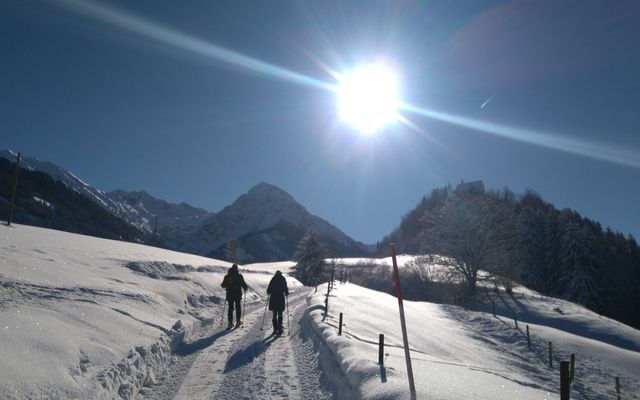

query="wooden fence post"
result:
[338,313,343,336]
[330,268,335,292]
[526,325,531,349]
[7,152,22,226]
[379,334,384,365]
[570,353,575,382]
[560,361,570,400]
[514,312,518,329]
[615,377,621,400]
[324,296,329,316]
[548,342,553,368]
[492,299,496,317]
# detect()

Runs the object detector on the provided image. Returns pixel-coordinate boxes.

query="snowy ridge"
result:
[105,190,212,233]
[1,150,110,208]
[0,150,148,232]
[0,150,212,236]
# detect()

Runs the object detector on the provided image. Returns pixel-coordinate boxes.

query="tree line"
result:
[377,184,640,329]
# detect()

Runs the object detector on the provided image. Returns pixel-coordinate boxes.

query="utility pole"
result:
[7,152,21,226]
[390,243,416,395]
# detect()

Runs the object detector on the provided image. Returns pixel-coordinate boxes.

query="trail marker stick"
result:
[242,290,246,325]
[390,243,416,395]
[220,299,226,327]
[7,152,21,226]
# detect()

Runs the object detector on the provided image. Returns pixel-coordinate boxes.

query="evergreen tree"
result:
[558,210,600,306]
[518,205,547,289]
[293,228,329,286]
[542,211,563,295]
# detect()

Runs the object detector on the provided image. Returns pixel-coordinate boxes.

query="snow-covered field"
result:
[2,223,639,399]
[309,280,640,399]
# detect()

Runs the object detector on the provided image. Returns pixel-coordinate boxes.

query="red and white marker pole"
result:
[390,243,416,395]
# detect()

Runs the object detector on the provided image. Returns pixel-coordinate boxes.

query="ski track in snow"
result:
[141,288,332,400]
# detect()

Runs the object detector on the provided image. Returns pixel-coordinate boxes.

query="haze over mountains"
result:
[0,150,370,263]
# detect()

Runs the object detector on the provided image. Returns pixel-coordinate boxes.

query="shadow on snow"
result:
[223,335,279,373]
[176,329,232,356]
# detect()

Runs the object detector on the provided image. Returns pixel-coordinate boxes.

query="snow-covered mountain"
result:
[1,149,121,214]
[106,190,210,229]
[105,189,216,252]
[1,151,371,261]
[183,182,371,262]
[0,150,212,237]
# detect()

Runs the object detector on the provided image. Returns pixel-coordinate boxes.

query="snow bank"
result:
[0,224,232,398]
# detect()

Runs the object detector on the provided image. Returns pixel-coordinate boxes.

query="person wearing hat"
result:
[221,264,248,329]
[267,270,289,335]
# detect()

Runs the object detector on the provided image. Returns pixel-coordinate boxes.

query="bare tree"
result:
[420,193,518,296]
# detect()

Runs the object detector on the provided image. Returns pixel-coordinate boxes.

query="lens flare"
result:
[55,0,335,92]
[53,0,640,169]
[400,103,640,169]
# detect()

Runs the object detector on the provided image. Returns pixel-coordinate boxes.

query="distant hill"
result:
[0,156,147,242]
[381,181,640,329]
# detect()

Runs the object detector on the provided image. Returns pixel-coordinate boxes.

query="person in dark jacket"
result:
[267,270,289,335]
[221,264,248,329]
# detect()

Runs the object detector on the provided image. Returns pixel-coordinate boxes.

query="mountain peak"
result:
[247,182,289,196]
[244,182,296,203]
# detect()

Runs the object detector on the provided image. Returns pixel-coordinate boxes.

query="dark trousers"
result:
[228,298,241,324]
[272,310,283,331]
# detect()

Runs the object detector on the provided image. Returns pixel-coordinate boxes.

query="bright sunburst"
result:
[337,64,399,134]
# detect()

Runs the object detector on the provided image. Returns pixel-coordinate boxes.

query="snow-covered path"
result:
[141,288,333,400]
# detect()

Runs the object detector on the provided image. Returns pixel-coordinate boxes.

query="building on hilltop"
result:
[455,180,485,196]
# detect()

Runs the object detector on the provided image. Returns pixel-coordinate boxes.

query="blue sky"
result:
[2,0,639,243]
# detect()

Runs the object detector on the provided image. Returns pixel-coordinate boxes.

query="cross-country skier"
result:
[221,264,248,329]
[267,270,289,335]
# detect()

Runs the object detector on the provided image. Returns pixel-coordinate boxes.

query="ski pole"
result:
[286,294,290,335]
[260,294,270,330]
[242,290,247,325]
[220,298,226,327]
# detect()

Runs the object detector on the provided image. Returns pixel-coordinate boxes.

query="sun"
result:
[337,64,400,134]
